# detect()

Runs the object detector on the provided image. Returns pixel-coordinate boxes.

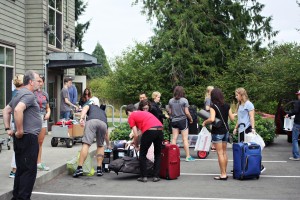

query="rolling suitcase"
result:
[159,144,180,180]
[233,123,261,180]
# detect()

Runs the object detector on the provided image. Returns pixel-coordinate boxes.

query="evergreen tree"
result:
[75,0,90,51]
[87,43,111,79]
[134,0,278,87]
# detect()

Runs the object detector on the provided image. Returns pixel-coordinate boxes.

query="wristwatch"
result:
[5,127,11,131]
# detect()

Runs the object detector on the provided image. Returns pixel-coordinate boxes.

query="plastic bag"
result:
[194,127,211,152]
[66,151,95,176]
[245,132,265,151]
[283,116,294,131]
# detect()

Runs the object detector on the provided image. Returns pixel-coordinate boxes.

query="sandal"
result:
[214,176,228,180]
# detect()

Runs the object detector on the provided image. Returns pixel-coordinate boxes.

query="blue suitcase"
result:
[233,142,261,180]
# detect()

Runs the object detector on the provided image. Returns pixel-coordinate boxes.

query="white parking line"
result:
[182,159,287,163]
[32,192,268,200]
[181,173,300,178]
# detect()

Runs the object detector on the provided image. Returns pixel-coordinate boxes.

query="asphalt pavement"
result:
[1,133,299,200]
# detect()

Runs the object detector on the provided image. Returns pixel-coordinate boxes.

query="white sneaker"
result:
[37,163,50,171]
[289,157,300,161]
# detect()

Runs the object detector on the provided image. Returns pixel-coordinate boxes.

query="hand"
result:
[15,131,24,139]
[285,114,289,118]
[233,128,237,135]
[134,146,140,152]
[7,130,14,137]
[190,120,193,124]
[107,145,112,150]
[80,118,85,126]
[252,129,257,134]
[202,122,206,127]
[44,113,50,120]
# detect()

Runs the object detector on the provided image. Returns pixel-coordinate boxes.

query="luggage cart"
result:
[0,136,11,153]
[50,120,84,148]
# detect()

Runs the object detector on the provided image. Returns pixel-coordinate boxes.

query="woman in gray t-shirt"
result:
[168,86,195,162]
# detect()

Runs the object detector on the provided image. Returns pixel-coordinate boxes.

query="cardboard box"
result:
[72,124,84,137]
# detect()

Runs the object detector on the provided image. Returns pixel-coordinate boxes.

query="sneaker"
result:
[185,156,195,162]
[37,163,50,171]
[261,165,266,173]
[152,177,160,182]
[73,168,83,178]
[289,157,300,161]
[97,168,103,176]
[137,177,147,182]
[9,171,15,178]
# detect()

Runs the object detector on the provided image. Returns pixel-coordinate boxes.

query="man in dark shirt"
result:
[286,90,300,161]
[3,70,42,200]
[73,97,110,177]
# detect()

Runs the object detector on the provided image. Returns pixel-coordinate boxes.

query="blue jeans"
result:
[212,132,229,143]
[292,123,300,158]
[60,111,71,120]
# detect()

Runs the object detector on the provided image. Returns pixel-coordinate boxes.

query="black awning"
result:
[47,52,101,69]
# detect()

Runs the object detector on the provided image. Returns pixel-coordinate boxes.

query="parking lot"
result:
[31,135,300,200]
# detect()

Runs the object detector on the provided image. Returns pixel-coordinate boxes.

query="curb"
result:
[0,150,96,200]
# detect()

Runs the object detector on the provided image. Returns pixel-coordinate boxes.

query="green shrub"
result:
[163,119,171,141]
[109,123,131,141]
[229,114,276,145]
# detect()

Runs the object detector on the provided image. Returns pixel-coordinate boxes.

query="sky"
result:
[80,0,300,59]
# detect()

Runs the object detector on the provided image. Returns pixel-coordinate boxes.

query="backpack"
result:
[189,105,198,121]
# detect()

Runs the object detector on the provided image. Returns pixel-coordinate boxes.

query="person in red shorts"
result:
[126,104,164,183]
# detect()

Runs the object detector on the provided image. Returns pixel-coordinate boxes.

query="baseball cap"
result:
[89,97,100,107]
[296,90,300,95]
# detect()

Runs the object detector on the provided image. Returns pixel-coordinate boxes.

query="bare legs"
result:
[171,128,191,159]
[37,127,46,164]
[215,142,228,178]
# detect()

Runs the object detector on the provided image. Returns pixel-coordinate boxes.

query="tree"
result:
[75,0,90,51]
[87,43,111,79]
[134,0,278,88]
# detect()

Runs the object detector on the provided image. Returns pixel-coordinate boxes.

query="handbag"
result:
[198,109,222,128]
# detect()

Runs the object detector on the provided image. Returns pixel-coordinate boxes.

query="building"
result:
[0,0,98,133]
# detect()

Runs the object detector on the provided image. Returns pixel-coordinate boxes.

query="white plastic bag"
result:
[245,132,265,151]
[283,116,294,131]
[194,127,211,152]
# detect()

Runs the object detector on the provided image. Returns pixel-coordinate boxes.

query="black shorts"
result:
[171,119,188,131]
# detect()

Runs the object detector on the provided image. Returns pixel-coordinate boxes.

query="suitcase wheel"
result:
[197,151,209,159]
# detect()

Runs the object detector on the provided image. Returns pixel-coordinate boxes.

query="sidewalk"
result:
[0,128,114,200]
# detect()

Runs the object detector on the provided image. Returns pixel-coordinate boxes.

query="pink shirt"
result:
[128,111,163,133]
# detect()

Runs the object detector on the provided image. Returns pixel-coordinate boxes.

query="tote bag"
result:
[245,132,266,151]
[194,127,211,152]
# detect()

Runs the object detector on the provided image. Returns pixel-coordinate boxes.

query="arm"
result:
[79,105,89,126]
[132,126,139,148]
[184,107,193,124]
[228,108,236,121]
[14,102,27,138]
[3,105,14,136]
[44,103,51,120]
[202,107,216,126]
[249,109,255,129]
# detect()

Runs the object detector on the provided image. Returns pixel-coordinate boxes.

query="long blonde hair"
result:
[205,86,214,99]
[235,87,249,105]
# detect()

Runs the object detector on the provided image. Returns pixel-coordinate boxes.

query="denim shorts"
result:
[212,132,229,143]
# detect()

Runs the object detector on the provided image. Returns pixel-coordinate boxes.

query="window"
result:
[48,0,63,49]
[0,45,15,109]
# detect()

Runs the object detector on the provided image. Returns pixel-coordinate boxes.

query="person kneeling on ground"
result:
[73,97,110,178]
[126,104,164,183]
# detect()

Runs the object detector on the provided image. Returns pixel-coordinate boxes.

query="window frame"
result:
[48,0,64,50]
[0,44,15,113]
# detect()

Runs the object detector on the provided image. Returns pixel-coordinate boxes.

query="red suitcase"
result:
[159,144,180,180]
